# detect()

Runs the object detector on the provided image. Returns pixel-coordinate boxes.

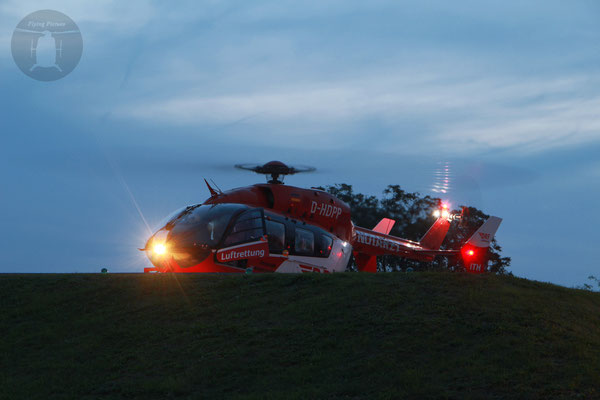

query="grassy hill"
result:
[1,273,599,399]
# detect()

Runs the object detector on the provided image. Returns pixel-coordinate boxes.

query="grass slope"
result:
[1,273,599,400]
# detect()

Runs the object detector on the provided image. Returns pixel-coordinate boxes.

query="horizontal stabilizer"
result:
[372,218,395,235]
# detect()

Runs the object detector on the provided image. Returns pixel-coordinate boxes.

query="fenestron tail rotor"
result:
[235,160,316,184]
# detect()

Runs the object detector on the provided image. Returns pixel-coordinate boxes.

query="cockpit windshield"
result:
[164,203,250,248]
[153,205,189,232]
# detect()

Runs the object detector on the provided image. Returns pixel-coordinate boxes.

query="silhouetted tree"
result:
[578,276,600,291]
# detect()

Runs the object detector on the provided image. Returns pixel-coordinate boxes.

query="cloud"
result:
[4,0,600,156]
[0,0,159,62]
[0,0,157,27]
[115,70,600,154]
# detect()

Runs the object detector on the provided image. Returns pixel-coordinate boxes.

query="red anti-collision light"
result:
[467,249,474,256]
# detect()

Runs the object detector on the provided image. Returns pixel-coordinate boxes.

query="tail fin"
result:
[461,216,502,273]
[372,218,395,235]
[419,217,451,250]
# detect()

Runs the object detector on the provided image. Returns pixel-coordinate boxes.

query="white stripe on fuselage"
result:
[274,238,351,273]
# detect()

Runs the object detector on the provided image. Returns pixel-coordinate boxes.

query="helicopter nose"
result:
[148,242,168,257]
[144,230,172,268]
[145,228,214,270]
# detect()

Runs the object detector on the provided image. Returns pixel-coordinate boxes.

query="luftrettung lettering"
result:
[219,249,265,260]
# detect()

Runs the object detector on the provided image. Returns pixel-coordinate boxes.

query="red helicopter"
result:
[141,161,502,274]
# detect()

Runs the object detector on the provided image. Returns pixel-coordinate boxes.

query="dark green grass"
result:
[1,273,599,399]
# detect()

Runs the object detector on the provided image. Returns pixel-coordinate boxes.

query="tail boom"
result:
[351,216,502,273]
[352,215,452,271]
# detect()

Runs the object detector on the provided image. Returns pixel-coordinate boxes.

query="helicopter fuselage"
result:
[144,184,354,273]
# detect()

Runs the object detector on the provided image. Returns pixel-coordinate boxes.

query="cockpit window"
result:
[223,209,265,246]
[166,204,249,248]
[154,205,189,231]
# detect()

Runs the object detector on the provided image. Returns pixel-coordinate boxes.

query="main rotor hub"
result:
[235,160,316,184]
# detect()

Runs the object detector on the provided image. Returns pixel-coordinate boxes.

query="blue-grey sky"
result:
[1,1,599,286]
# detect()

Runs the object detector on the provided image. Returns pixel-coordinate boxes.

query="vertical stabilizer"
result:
[461,216,502,273]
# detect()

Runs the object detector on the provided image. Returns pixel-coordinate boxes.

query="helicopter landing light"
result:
[153,243,167,255]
